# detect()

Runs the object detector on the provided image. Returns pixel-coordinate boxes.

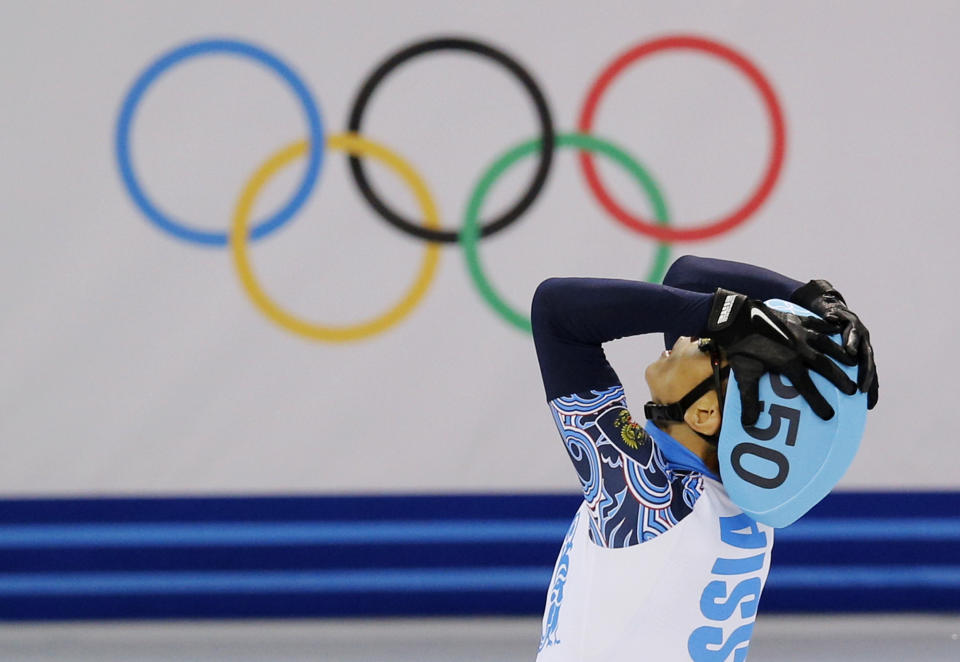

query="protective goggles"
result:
[643,338,730,445]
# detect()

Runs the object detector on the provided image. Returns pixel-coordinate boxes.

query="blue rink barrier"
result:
[0,491,957,620]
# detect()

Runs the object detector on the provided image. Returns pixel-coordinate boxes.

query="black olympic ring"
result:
[346,36,556,244]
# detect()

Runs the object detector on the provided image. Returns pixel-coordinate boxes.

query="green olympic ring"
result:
[461,132,672,334]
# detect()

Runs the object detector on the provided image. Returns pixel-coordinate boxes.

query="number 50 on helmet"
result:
[717,299,869,528]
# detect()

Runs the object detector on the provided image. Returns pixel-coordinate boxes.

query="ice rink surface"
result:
[1,615,957,661]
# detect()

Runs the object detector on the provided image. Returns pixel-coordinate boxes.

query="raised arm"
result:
[531,263,864,425]
[530,277,713,401]
[663,255,877,408]
[661,255,801,349]
[530,278,717,548]
[663,254,802,300]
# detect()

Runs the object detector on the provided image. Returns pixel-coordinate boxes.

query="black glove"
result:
[791,279,878,409]
[706,289,858,425]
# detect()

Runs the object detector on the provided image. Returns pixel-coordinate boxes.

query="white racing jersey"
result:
[537,387,774,662]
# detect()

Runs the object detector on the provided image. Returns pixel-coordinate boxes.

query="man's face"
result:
[644,336,718,406]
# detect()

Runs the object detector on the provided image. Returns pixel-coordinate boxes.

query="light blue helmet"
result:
[717,299,869,528]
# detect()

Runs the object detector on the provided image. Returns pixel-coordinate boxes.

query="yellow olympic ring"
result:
[230,133,441,342]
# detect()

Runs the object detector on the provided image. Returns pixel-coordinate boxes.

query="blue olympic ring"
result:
[115,38,325,247]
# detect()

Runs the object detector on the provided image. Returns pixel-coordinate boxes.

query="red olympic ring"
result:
[577,34,787,242]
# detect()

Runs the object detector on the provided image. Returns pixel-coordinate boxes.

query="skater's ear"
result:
[683,390,722,438]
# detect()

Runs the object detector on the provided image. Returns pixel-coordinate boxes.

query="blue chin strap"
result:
[716,299,869,528]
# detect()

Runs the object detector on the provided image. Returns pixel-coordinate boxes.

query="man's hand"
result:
[707,289,858,425]
[791,279,879,409]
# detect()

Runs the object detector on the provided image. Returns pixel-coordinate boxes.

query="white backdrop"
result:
[2,0,958,495]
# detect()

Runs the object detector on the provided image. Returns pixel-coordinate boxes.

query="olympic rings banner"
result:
[115,35,785,339]
[4,1,959,496]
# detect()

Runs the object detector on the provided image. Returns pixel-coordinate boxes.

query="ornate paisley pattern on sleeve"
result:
[549,386,705,548]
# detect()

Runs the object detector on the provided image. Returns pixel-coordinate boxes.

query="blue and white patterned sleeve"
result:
[530,277,717,548]
[548,386,704,548]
